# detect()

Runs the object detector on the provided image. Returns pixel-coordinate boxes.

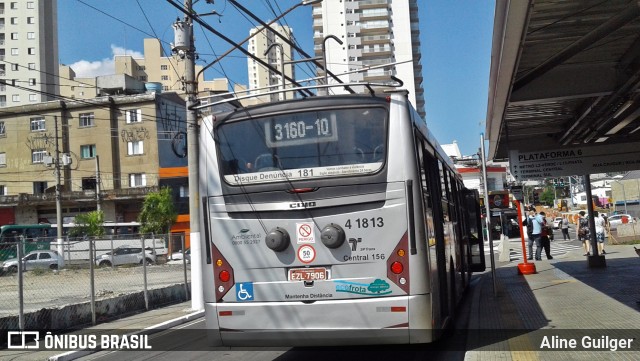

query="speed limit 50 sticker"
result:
[297,245,316,264]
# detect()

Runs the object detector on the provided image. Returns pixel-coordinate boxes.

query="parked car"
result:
[170,248,190,263]
[95,246,155,267]
[607,214,634,230]
[1,250,62,274]
[553,217,563,229]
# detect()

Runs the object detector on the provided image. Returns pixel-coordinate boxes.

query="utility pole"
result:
[54,116,64,268]
[175,0,203,310]
[95,155,101,212]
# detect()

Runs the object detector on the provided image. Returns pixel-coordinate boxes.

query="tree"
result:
[540,187,555,207]
[69,210,105,237]
[138,187,177,235]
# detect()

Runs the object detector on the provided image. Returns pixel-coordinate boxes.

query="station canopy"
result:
[486,0,640,181]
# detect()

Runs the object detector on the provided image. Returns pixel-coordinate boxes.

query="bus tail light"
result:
[387,231,410,293]
[390,261,404,274]
[211,243,234,302]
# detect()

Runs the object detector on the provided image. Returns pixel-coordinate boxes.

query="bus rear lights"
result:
[216,259,223,267]
[219,270,231,282]
[399,277,407,285]
[219,311,233,317]
[397,249,405,257]
[391,306,406,312]
[390,261,404,274]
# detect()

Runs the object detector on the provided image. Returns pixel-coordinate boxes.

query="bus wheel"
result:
[7,266,17,274]
[49,264,58,270]
[98,261,111,268]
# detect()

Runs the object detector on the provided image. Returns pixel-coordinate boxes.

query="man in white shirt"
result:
[593,212,606,255]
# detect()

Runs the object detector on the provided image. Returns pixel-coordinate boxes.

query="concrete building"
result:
[311,0,425,118]
[113,38,228,95]
[0,0,59,107]
[0,85,189,246]
[247,24,295,104]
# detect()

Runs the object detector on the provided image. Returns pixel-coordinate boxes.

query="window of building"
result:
[161,75,169,81]
[10,2,18,10]
[0,152,6,167]
[10,33,18,40]
[28,48,35,55]
[11,18,18,25]
[29,78,36,86]
[27,2,35,9]
[125,109,142,123]
[129,173,146,187]
[28,63,36,70]
[137,65,146,71]
[179,186,189,198]
[30,117,45,131]
[0,96,6,107]
[79,112,94,127]
[81,177,97,191]
[0,185,6,196]
[27,32,35,39]
[162,86,169,91]
[139,76,147,81]
[27,17,35,24]
[0,121,5,136]
[161,65,168,70]
[11,64,19,71]
[12,94,19,102]
[29,94,36,102]
[80,144,96,159]
[127,140,144,155]
[31,149,47,164]
[33,181,47,194]
[11,48,18,56]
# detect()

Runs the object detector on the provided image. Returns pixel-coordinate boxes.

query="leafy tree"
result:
[540,187,555,207]
[138,187,177,235]
[69,210,105,237]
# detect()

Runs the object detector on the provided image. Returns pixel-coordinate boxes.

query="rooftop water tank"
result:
[145,82,163,94]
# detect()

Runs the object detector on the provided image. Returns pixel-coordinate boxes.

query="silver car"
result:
[95,246,156,267]
[2,250,62,274]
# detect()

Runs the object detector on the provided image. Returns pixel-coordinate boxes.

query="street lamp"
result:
[322,35,343,89]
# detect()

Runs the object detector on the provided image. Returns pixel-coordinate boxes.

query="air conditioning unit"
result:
[62,154,72,166]
[43,155,53,166]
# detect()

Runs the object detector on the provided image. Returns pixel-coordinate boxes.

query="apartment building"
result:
[114,38,228,95]
[0,90,188,228]
[247,24,295,104]
[312,0,425,118]
[0,0,59,107]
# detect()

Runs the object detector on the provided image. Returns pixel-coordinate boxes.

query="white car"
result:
[170,248,190,263]
[607,214,634,229]
[95,246,155,267]
[2,250,62,274]
[553,217,563,229]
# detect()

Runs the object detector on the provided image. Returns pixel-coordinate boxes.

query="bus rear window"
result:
[217,107,387,185]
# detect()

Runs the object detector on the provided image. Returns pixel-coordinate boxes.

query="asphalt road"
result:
[72,278,483,361]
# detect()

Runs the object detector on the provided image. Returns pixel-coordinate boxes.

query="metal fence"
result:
[0,234,191,331]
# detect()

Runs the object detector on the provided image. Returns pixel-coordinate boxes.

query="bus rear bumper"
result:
[205,294,435,346]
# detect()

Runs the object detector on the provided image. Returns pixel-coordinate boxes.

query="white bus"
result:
[198,84,485,346]
[54,222,168,261]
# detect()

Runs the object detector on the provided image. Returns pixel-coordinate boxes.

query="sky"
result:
[58,0,495,157]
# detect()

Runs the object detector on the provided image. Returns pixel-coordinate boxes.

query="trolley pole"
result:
[177,0,204,310]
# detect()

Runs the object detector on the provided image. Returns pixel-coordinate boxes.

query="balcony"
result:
[0,186,160,206]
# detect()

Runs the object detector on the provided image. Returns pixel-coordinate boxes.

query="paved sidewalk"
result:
[465,242,640,360]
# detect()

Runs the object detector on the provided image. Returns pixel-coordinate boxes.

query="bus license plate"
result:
[288,267,329,281]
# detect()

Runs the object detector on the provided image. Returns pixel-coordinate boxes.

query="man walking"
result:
[561,215,570,240]
[532,211,545,261]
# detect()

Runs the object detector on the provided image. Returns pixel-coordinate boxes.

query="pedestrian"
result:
[532,211,546,261]
[539,212,553,260]
[594,211,606,255]
[577,210,591,256]
[526,210,536,260]
[561,215,570,240]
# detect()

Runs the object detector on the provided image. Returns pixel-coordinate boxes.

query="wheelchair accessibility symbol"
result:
[236,282,254,302]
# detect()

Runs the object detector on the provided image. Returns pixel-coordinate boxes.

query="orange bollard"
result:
[515,200,536,275]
